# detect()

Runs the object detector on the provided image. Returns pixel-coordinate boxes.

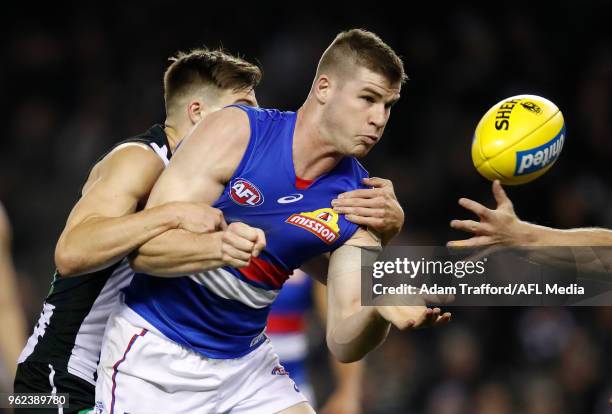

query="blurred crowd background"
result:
[1,2,611,413]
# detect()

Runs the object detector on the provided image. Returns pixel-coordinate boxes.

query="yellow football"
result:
[472,95,565,185]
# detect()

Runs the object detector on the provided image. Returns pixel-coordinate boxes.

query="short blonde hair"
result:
[317,29,407,85]
[163,48,262,114]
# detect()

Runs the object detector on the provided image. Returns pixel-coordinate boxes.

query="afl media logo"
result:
[230,178,264,207]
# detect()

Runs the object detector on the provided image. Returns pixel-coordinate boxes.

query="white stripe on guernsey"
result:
[17,302,56,363]
[67,259,134,386]
[48,364,64,414]
[110,142,169,166]
[149,142,170,166]
[267,333,308,362]
[189,268,279,309]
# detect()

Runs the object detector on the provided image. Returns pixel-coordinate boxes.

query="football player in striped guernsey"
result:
[14,49,262,414]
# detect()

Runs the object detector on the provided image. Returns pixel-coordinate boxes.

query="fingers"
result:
[220,240,254,269]
[223,230,257,254]
[219,216,229,231]
[344,214,384,229]
[332,196,385,208]
[362,177,393,189]
[192,206,225,232]
[220,229,253,267]
[221,243,252,263]
[224,257,251,268]
[225,222,267,258]
[380,305,452,331]
[252,229,266,257]
[337,179,397,201]
[334,205,385,218]
[228,222,260,242]
[450,219,485,234]
[492,180,512,208]
[338,188,383,201]
[447,235,494,248]
[213,209,226,231]
[418,307,435,326]
[407,307,434,329]
[334,195,403,240]
[221,249,251,268]
[458,198,492,219]
[414,308,452,328]
[436,312,452,326]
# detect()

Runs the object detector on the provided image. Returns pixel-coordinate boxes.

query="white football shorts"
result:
[95,306,308,413]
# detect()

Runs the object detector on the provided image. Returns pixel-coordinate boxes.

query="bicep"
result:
[327,233,381,321]
[146,107,250,208]
[326,245,365,322]
[62,146,164,231]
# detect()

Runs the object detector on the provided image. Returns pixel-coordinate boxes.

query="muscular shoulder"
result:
[171,107,251,182]
[187,106,250,150]
[83,143,165,197]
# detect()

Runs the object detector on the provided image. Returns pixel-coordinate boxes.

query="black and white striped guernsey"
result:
[18,124,171,386]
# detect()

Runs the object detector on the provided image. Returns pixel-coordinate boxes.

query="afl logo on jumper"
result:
[286,207,340,244]
[230,178,264,207]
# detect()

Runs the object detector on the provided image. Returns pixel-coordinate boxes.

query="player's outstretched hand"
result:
[376,305,451,330]
[333,177,404,244]
[220,222,267,268]
[172,202,227,234]
[448,180,524,248]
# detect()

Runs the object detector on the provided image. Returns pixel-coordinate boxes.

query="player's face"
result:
[326,67,400,158]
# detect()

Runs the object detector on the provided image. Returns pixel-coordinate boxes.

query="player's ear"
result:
[313,74,331,104]
[187,100,205,124]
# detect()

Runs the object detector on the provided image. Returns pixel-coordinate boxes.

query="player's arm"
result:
[332,177,404,245]
[302,183,405,282]
[326,229,450,363]
[131,107,266,276]
[448,180,612,272]
[313,281,363,414]
[54,144,224,277]
[0,204,26,388]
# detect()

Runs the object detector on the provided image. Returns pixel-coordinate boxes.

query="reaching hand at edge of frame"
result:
[447,180,534,248]
[376,305,452,330]
[332,177,404,245]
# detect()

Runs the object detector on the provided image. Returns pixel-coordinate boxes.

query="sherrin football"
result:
[471,95,565,185]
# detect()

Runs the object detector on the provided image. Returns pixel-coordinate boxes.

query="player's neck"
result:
[293,104,344,180]
[163,121,185,152]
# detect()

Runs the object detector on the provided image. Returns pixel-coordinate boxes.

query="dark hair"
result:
[317,29,407,85]
[163,48,262,113]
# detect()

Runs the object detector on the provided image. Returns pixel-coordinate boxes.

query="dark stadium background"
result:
[1,2,611,413]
